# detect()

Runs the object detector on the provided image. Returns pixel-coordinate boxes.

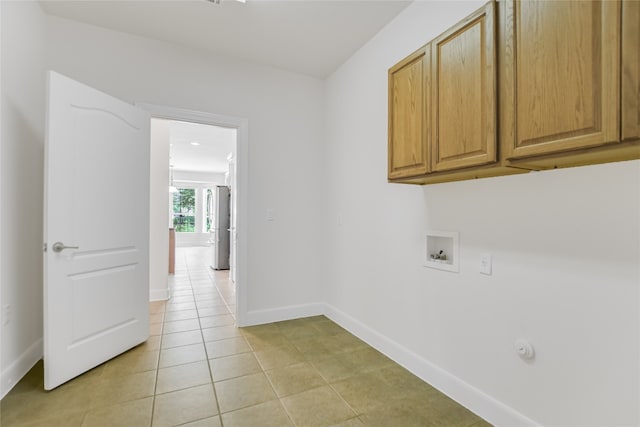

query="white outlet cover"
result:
[480,254,492,275]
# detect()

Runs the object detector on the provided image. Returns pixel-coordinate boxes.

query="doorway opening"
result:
[142,104,248,327]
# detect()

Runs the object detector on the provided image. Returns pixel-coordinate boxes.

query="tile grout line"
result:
[148,247,193,426]
[149,281,170,427]
[189,257,224,426]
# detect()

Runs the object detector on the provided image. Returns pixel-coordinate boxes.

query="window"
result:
[172,188,196,232]
[205,188,213,232]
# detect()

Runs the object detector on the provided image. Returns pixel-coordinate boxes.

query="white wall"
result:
[45,15,325,318]
[173,170,226,184]
[149,118,170,301]
[323,2,639,427]
[0,1,47,397]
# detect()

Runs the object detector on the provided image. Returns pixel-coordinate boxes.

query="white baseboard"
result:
[245,302,324,326]
[323,304,541,427]
[1,338,43,399]
[149,288,169,301]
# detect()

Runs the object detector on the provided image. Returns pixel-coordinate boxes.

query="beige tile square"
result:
[281,385,356,427]
[196,300,227,309]
[199,314,235,328]
[265,362,326,397]
[164,309,199,322]
[150,322,163,336]
[240,323,281,337]
[358,405,435,427]
[206,338,251,359]
[214,373,277,413]
[278,325,320,342]
[169,295,195,303]
[347,348,394,373]
[316,333,368,355]
[329,418,365,427]
[162,330,203,349]
[150,312,164,324]
[193,290,218,297]
[312,321,347,336]
[198,306,231,317]
[331,372,394,414]
[81,397,153,427]
[166,302,197,312]
[357,393,443,426]
[138,336,162,352]
[326,333,368,353]
[243,333,289,351]
[210,352,262,382]
[12,412,85,427]
[163,318,201,334]
[149,301,166,314]
[89,370,156,408]
[170,289,194,297]
[420,392,485,427]
[180,416,223,427]
[202,325,242,342]
[376,365,433,395]
[291,338,334,360]
[253,345,305,370]
[159,343,207,368]
[103,349,159,377]
[1,383,92,426]
[221,400,293,427]
[310,353,360,383]
[152,384,218,427]
[156,360,212,394]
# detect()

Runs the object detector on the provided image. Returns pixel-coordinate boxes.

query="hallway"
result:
[1,247,490,426]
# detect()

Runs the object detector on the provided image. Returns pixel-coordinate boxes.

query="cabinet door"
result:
[501,0,620,159]
[622,0,640,141]
[431,1,496,172]
[388,46,430,180]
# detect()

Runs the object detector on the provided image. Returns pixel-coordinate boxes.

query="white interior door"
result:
[44,71,150,390]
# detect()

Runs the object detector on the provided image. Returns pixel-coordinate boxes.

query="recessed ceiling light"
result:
[190,142,201,146]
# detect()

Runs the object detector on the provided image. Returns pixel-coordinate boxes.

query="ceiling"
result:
[168,120,236,174]
[39,0,412,78]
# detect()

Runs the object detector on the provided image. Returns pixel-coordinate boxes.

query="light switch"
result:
[480,254,492,275]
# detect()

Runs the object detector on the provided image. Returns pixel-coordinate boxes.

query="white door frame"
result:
[138,103,249,327]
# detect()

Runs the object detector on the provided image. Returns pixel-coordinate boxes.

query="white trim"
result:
[149,288,169,302]
[136,103,250,326]
[245,303,325,326]
[1,339,42,399]
[323,303,541,427]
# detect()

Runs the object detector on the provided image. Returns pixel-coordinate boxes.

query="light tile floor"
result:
[1,247,492,427]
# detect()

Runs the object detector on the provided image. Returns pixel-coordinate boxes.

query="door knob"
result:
[52,242,79,253]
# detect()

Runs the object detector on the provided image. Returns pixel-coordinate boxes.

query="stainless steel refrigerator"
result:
[210,186,230,270]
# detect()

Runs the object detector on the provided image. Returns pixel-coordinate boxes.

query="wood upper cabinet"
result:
[501,0,621,160]
[388,45,430,180]
[431,1,496,172]
[622,0,640,141]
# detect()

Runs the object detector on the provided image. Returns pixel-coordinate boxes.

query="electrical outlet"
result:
[480,254,492,275]
[2,304,11,326]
